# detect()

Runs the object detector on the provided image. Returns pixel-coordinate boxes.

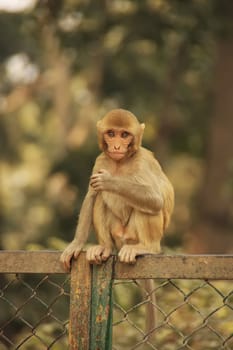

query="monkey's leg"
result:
[87,194,114,264]
[118,211,163,263]
[136,210,163,252]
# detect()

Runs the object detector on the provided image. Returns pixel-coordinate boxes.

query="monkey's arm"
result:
[90,170,163,215]
[60,189,97,270]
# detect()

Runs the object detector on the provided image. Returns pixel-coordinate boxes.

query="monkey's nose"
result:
[114,145,120,150]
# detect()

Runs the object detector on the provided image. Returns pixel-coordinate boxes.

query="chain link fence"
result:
[0,273,70,349]
[0,252,232,349]
[112,279,233,350]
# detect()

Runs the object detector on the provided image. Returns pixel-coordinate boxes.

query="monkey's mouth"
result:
[107,151,126,159]
[108,151,125,155]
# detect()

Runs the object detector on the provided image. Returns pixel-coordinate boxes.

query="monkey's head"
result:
[97,109,145,161]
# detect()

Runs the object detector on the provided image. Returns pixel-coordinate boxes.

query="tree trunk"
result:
[187,37,233,253]
[154,39,188,163]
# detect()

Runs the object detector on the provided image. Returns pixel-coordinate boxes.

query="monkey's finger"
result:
[60,251,67,265]
[129,250,137,264]
[94,246,105,264]
[124,250,133,264]
[90,182,97,189]
[118,247,136,264]
[64,259,71,271]
[90,178,100,187]
[118,247,128,263]
[90,182,103,191]
[90,174,100,181]
[101,247,111,261]
[86,248,93,262]
[61,253,72,271]
[73,249,81,259]
[90,180,99,188]
[87,246,103,264]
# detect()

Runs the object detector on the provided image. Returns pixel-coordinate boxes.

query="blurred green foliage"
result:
[1,0,228,251]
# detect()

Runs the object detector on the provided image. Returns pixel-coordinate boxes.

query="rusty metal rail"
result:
[0,251,232,349]
[0,251,233,279]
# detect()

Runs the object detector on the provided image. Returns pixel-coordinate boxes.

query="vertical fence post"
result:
[69,253,114,350]
[69,252,92,350]
[90,256,114,350]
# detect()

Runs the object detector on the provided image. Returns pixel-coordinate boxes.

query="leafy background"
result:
[0,0,233,348]
[1,0,233,253]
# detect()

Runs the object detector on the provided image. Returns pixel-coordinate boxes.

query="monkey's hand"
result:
[60,239,83,271]
[90,169,111,191]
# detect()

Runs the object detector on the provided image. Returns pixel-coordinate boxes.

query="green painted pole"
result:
[90,257,114,350]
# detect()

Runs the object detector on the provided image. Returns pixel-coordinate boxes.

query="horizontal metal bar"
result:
[0,251,232,279]
[0,250,66,274]
[114,254,233,280]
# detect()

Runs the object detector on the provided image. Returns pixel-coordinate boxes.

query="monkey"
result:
[60,109,174,338]
[61,108,174,268]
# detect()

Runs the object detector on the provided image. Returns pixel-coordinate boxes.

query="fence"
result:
[0,251,232,349]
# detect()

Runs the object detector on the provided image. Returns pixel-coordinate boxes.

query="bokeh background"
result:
[1,0,233,255]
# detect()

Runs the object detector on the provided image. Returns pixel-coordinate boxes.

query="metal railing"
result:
[0,251,232,349]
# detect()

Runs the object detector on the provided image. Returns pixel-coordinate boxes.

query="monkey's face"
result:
[104,129,133,161]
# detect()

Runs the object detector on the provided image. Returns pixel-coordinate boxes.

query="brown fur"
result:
[61,108,174,266]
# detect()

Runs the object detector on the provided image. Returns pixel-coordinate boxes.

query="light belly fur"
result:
[102,191,132,226]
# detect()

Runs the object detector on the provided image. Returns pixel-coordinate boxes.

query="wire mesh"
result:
[0,270,232,349]
[0,273,70,349]
[112,279,233,350]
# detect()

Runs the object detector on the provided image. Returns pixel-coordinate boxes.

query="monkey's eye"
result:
[107,130,115,138]
[121,131,130,138]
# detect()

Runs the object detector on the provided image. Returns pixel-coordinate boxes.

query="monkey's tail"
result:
[142,279,157,342]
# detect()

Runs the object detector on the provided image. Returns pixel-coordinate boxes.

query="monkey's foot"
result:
[86,245,112,264]
[118,244,152,264]
[118,245,138,263]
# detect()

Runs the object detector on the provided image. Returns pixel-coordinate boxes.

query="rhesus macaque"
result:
[61,109,174,269]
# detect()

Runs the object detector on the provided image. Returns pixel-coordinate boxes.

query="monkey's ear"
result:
[140,123,145,131]
[134,123,145,150]
[96,120,102,129]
